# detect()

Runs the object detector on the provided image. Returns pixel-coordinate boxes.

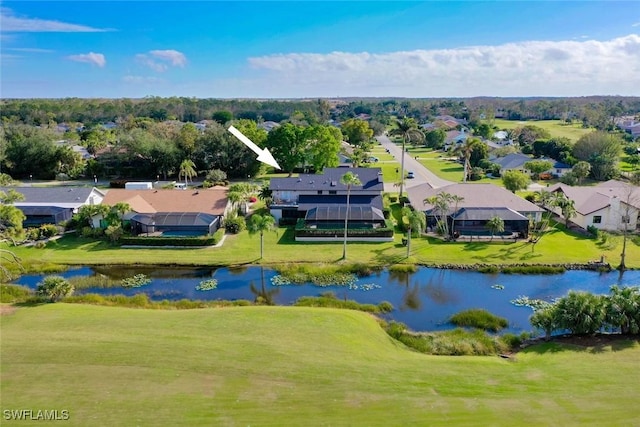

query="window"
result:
[328,190,337,195]
[317,190,323,195]
[592,216,602,224]
[622,215,630,224]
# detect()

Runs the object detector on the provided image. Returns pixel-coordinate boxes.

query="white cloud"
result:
[632,22,640,27]
[122,75,165,84]
[0,8,108,32]
[67,52,106,67]
[6,47,54,53]
[136,49,187,72]
[246,34,640,97]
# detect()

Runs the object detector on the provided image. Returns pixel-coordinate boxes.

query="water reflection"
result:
[249,267,280,305]
[11,265,640,334]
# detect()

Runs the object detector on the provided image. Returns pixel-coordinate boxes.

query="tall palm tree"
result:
[389,118,423,197]
[425,192,454,237]
[454,138,480,182]
[402,207,425,258]
[247,213,276,259]
[179,159,197,187]
[486,216,505,241]
[449,194,464,237]
[340,171,362,260]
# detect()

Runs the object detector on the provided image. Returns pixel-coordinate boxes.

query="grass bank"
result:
[2,304,639,426]
[3,222,639,273]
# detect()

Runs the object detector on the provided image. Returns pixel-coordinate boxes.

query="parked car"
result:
[407,171,415,179]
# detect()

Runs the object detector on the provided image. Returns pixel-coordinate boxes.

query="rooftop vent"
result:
[330,181,337,187]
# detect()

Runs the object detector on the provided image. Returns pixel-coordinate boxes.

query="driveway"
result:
[376,134,455,190]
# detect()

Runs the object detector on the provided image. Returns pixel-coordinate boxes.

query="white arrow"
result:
[228,125,281,170]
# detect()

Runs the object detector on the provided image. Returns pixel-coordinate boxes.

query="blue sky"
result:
[1,1,639,98]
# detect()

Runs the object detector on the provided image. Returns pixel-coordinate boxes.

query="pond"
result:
[13,266,640,334]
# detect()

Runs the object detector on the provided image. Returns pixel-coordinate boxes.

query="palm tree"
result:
[340,171,362,260]
[449,194,464,237]
[389,118,423,197]
[425,192,454,237]
[402,207,425,258]
[247,213,276,259]
[178,159,197,187]
[227,190,244,215]
[486,216,505,241]
[454,138,480,182]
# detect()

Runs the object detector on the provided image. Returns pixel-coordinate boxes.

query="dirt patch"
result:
[0,305,17,316]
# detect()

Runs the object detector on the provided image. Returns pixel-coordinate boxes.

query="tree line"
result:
[2,96,639,131]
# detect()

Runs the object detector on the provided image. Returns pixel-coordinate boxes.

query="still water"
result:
[13,266,640,333]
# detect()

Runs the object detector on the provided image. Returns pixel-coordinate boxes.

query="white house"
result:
[547,180,640,231]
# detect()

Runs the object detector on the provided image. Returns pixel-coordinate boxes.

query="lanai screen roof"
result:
[130,212,218,226]
[305,206,384,221]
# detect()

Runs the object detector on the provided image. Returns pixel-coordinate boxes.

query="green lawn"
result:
[5,221,640,271]
[492,119,593,142]
[2,304,639,426]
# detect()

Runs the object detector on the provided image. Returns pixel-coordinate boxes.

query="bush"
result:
[587,225,600,238]
[224,216,246,234]
[501,265,565,275]
[39,224,59,238]
[293,296,381,313]
[383,323,509,356]
[36,276,74,302]
[0,284,33,303]
[449,309,508,332]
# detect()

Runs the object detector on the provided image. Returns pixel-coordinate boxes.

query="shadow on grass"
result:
[522,335,640,355]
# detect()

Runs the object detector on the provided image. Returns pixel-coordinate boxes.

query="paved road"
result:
[376,134,455,191]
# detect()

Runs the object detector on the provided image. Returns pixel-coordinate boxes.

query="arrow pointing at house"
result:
[228,125,281,170]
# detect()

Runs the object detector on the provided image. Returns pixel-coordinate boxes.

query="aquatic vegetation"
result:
[121,274,151,288]
[195,279,218,291]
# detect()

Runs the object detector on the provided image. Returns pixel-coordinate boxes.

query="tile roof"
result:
[548,180,640,215]
[408,183,543,214]
[102,188,229,216]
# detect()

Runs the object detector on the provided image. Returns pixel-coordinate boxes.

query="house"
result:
[492,153,532,175]
[1,186,106,228]
[492,153,571,178]
[100,187,230,236]
[258,121,281,132]
[547,180,640,232]
[444,129,468,147]
[407,183,544,238]
[269,168,392,241]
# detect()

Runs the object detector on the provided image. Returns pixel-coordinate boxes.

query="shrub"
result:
[293,296,381,313]
[478,266,500,274]
[39,224,59,239]
[388,264,418,274]
[587,225,600,238]
[0,284,33,303]
[389,195,398,203]
[36,276,74,302]
[501,265,565,275]
[384,323,509,356]
[449,309,508,332]
[377,301,394,313]
[224,216,246,234]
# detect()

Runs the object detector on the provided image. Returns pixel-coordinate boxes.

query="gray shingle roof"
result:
[492,153,532,170]
[270,168,383,192]
[1,186,100,204]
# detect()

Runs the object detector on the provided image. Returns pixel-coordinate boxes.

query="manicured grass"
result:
[2,304,639,426]
[492,119,593,142]
[4,221,640,270]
